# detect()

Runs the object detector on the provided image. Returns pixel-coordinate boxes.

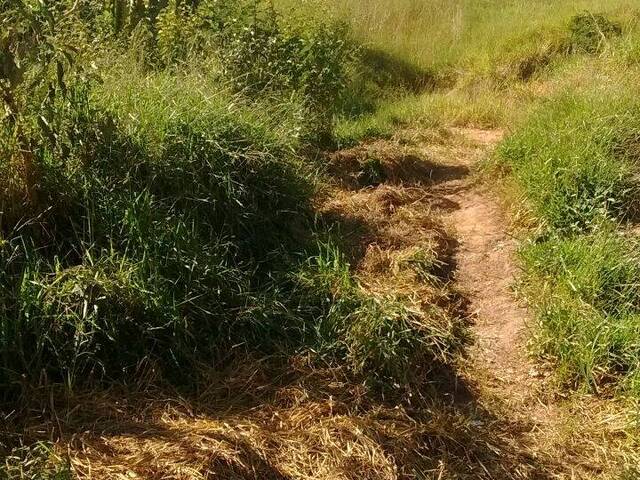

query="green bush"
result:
[0,1,441,395]
[220,10,354,132]
[0,63,321,390]
[568,12,622,54]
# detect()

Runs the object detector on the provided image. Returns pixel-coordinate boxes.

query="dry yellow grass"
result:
[8,358,637,479]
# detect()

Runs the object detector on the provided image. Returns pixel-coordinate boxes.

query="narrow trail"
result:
[438,129,548,408]
[430,128,563,475]
[36,127,632,480]
[425,128,630,480]
[325,126,615,478]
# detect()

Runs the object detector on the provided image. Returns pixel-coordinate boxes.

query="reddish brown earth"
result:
[437,128,556,420]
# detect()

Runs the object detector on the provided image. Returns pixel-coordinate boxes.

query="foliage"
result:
[0,0,439,398]
[498,92,639,233]
[521,232,640,391]
[296,242,455,383]
[499,79,640,393]
[568,11,622,54]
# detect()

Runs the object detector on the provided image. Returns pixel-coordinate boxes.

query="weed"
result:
[295,241,446,383]
[569,12,623,54]
[521,232,640,391]
[358,157,386,187]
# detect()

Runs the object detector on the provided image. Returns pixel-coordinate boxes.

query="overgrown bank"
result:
[1,2,469,473]
[499,86,640,394]
[1,0,467,398]
[3,0,640,478]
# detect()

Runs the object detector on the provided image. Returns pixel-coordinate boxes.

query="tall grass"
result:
[499,90,640,232]
[520,232,640,391]
[0,0,455,401]
[286,0,640,144]
[496,15,640,393]
[282,0,640,396]
[288,0,639,71]
[0,57,319,390]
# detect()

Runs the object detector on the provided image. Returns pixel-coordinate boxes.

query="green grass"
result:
[499,90,640,233]
[0,0,453,401]
[4,0,640,477]
[297,242,462,382]
[3,0,640,426]
[289,0,638,70]
[1,57,320,390]
[307,0,640,144]
[287,0,640,396]
[493,13,640,393]
[520,232,640,392]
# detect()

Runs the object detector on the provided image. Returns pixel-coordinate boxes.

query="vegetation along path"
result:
[5,2,640,478]
[404,127,634,479]
[6,127,636,480]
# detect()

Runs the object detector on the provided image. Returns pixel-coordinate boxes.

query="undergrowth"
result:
[3,0,640,477]
[0,0,453,408]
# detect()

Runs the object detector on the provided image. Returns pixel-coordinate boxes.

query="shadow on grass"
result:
[327,145,469,191]
[0,136,562,480]
[360,48,444,95]
[336,47,452,122]
[1,355,561,480]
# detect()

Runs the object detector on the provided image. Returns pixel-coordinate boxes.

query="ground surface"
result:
[442,129,548,409]
[14,128,635,479]
[421,127,635,480]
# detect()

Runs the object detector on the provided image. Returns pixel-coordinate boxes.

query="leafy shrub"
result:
[155,3,201,64]
[568,12,622,54]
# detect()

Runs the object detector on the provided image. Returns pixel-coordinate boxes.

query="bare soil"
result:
[439,129,548,407]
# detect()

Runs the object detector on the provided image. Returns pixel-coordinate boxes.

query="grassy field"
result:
[2,0,640,477]
[290,0,640,142]
[289,0,637,68]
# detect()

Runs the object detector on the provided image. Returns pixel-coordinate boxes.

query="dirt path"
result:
[426,128,631,479]
[438,129,543,404]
